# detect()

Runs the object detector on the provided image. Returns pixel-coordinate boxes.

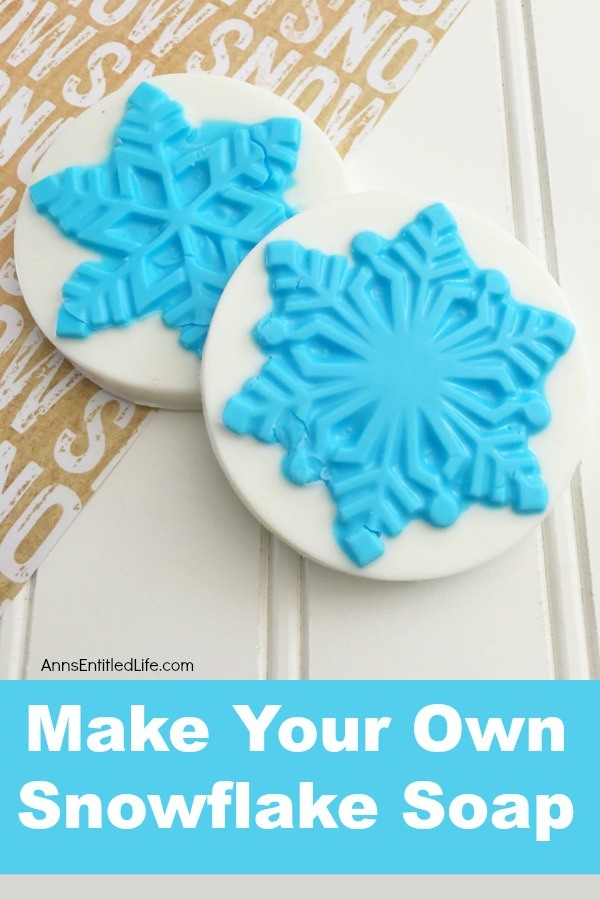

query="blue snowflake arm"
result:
[30,84,191,255]
[224,241,349,484]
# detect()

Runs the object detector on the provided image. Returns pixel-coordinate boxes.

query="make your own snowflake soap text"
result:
[20,703,571,841]
[29,82,301,356]
[224,204,575,567]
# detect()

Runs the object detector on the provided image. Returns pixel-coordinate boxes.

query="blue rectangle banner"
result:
[0,680,598,874]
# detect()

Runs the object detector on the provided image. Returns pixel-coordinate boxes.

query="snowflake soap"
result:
[14,74,350,409]
[202,193,587,581]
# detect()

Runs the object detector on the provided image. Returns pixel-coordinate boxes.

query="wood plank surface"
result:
[0,0,596,684]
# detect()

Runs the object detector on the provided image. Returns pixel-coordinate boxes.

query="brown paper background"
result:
[0,0,469,604]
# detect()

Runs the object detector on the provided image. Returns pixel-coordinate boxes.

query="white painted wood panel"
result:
[0,0,596,682]
[529,0,600,677]
[0,583,31,680]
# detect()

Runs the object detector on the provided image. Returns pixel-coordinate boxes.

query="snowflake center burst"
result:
[362,330,444,410]
[224,203,575,568]
[29,83,302,356]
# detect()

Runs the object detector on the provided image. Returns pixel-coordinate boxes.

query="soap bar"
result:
[202,193,587,581]
[15,74,350,410]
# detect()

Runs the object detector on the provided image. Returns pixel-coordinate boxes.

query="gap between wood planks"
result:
[259,528,308,681]
[0,573,36,679]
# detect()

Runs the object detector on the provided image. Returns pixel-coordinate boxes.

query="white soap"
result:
[201,192,588,581]
[14,74,350,410]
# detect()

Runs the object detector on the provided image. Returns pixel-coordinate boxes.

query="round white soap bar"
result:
[202,192,587,581]
[14,74,350,410]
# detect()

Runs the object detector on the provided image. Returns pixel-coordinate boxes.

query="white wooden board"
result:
[0,0,597,685]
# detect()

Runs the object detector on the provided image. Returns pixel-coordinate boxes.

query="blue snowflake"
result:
[29,82,301,356]
[223,203,575,567]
